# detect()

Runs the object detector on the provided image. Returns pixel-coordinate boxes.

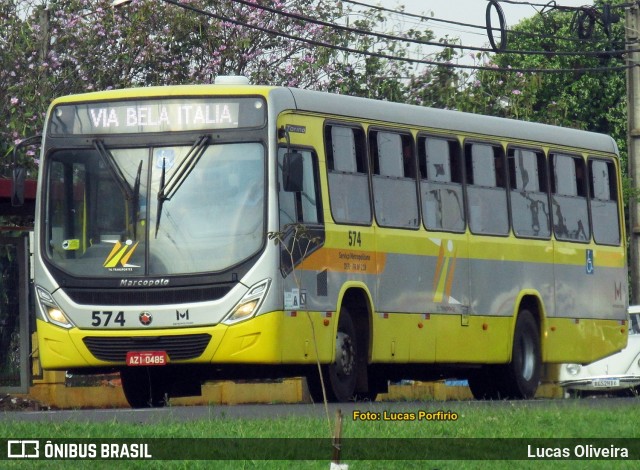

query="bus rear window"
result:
[589,158,620,246]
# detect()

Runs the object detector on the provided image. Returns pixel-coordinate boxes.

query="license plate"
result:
[126,351,168,366]
[591,378,620,388]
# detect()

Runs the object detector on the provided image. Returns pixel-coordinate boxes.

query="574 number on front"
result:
[91,310,125,327]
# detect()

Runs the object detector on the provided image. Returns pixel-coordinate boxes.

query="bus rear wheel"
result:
[120,367,169,408]
[307,306,359,403]
[504,309,541,398]
[468,310,541,400]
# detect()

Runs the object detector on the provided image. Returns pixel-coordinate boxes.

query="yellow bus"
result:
[31,77,628,406]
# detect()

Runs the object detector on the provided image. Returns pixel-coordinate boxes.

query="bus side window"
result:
[589,158,620,245]
[278,148,321,225]
[551,153,590,242]
[325,125,371,225]
[370,130,419,228]
[419,136,465,232]
[466,143,509,235]
[508,148,551,239]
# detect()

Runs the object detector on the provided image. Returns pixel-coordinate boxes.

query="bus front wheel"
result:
[307,306,359,403]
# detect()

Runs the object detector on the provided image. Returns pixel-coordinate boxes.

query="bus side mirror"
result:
[12,166,26,207]
[283,152,303,192]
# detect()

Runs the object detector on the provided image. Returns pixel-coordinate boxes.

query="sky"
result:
[377,0,595,48]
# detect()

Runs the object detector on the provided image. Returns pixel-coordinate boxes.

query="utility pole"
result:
[627,2,640,304]
[38,6,50,65]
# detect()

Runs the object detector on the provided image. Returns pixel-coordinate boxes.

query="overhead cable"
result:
[157,0,633,74]
[225,0,631,58]
[342,0,609,44]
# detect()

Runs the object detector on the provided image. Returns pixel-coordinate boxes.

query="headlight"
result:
[565,363,581,376]
[36,285,74,329]
[223,279,271,325]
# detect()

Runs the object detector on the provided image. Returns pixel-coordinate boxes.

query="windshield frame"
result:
[38,123,270,289]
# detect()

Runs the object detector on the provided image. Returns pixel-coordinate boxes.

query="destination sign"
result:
[49,97,265,135]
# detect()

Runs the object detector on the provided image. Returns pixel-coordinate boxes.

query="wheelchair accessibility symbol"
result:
[586,249,594,275]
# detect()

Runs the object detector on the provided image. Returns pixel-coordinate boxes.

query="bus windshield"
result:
[44,142,265,277]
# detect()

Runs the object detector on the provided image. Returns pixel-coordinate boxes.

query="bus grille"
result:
[64,285,232,306]
[82,334,212,362]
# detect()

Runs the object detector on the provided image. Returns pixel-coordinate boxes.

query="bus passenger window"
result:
[330,126,358,173]
[325,125,371,225]
[551,154,590,242]
[370,131,419,229]
[508,148,550,239]
[466,143,508,235]
[419,136,464,232]
[589,158,620,245]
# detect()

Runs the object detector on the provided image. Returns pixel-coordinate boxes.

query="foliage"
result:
[0,243,21,385]
[323,6,435,102]
[454,1,627,163]
[2,0,631,175]
[1,401,640,468]
[405,42,466,110]
[1,0,427,175]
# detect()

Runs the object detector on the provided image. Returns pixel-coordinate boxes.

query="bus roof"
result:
[280,87,619,156]
[49,84,619,156]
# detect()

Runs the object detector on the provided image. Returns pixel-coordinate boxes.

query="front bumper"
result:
[558,375,640,391]
[36,310,335,370]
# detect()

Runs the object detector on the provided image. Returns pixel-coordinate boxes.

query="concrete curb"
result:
[26,373,563,409]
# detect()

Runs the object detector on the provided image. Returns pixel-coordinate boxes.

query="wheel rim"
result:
[520,334,535,381]
[335,331,355,377]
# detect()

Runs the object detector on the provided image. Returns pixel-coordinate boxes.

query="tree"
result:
[323,5,436,102]
[405,41,469,110]
[2,0,434,173]
[455,1,627,158]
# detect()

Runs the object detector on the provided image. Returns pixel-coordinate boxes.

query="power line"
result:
[156,0,633,73]
[225,0,630,58]
[498,0,636,10]
[342,0,608,45]
[496,0,584,11]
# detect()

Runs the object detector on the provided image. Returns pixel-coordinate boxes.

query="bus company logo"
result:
[432,239,458,304]
[176,309,189,321]
[103,240,140,270]
[7,440,39,459]
[139,312,153,326]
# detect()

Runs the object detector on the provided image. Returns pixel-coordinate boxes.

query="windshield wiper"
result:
[155,135,210,238]
[94,140,142,239]
[132,160,143,239]
[94,140,133,200]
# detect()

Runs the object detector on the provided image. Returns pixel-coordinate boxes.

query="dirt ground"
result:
[0,394,53,411]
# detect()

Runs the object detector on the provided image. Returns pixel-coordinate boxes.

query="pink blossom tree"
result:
[2,0,436,173]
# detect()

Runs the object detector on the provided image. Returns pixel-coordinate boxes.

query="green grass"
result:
[2,400,639,469]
